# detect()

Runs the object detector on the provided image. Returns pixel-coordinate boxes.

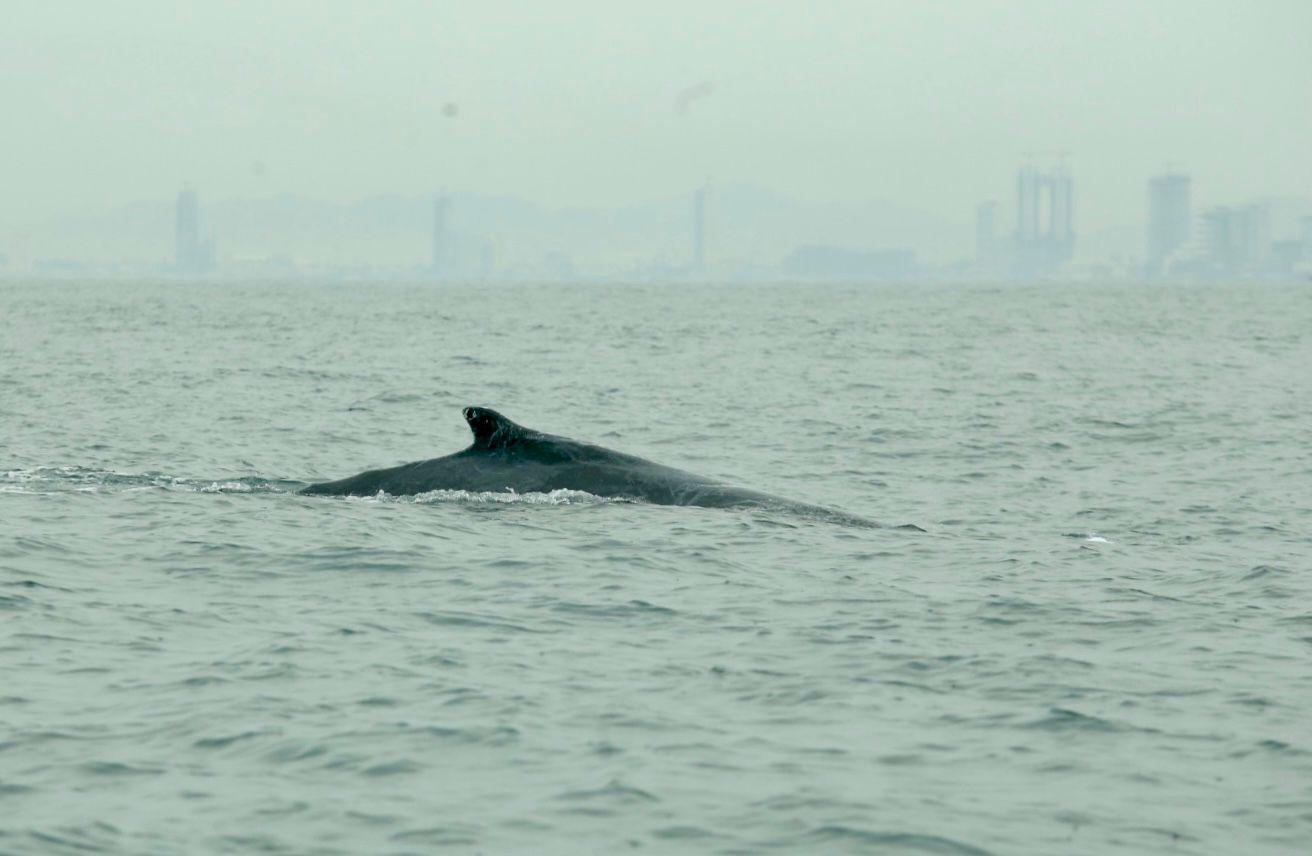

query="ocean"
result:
[2,279,1310,854]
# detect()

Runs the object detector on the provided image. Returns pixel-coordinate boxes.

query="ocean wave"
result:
[0,466,298,495]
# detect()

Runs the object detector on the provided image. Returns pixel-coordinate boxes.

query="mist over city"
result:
[3,0,1308,281]
[5,4,1312,854]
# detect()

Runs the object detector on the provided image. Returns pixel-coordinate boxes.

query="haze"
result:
[2,0,1309,269]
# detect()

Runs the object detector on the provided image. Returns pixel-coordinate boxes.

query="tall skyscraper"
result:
[1013,162,1074,275]
[692,185,706,274]
[1016,166,1039,249]
[1051,166,1075,259]
[174,188,212,273]
[1146,173,1191,275]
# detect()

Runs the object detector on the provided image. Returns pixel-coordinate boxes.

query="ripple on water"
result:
[760,827,995,855]
[4,281,1312,854]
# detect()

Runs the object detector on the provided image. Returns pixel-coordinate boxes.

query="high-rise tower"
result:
[1146,173,1191,275]
[1051,165,1074,261]
[1013,161,1074,275]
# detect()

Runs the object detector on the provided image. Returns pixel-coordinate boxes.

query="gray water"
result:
[2,280,1310,855]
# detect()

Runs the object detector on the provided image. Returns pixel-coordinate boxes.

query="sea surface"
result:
[2,279,1310,855]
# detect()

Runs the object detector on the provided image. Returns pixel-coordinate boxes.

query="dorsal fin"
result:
[462,406,526,450]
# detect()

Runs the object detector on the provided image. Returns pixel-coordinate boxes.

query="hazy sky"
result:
[3,0,1309,234]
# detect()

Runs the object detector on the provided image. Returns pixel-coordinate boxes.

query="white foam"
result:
[411,488,613,506]
[199,481,254,493]
[0,467,286,495]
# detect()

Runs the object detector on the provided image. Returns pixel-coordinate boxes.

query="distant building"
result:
[174,188,212,273]
[1014,163,1074,275]
[1146,173,1191,275]
[1239,205,1270,270]
[1202,205,1268,275]
[1202,207,1237,273]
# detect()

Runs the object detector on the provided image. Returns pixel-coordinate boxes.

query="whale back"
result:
[462,406,651,467]
[303,406,904,526]
[463,406,539,450]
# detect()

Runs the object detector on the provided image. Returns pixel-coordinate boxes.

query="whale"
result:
[301,407,910,528]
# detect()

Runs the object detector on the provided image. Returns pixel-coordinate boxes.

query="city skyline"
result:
[2,1,1308,242]
[6,166,1308,282]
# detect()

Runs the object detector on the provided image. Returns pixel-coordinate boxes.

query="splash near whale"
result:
[302,407,913,528]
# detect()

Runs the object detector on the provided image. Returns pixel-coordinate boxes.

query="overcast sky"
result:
[3,0,1309,234]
